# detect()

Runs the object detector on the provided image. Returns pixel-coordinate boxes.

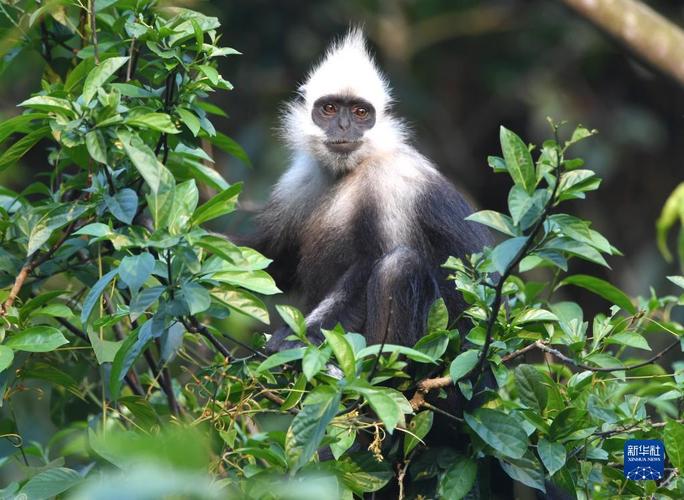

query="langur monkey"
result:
[247,29,491,352]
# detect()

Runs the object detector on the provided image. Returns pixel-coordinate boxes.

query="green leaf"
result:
[196,235,271,270]
[36,303,73,318]
[109,328,144,400]
[285,387,341,472]
[177,108,201,136]
[0,345,15,373]
[413,332,449,361]
[198,64,219,84]
[549,407,589,441]
[514,364,548,412]
[280,373,307,411]
[275,305,307,339]
[117,129,164,193]
[83,56,129,105]
[513,308,558,325]
[105,188,138,225]
[656,183,684,262]
[361,386,402,434]
[464,408,528,459]
[190,183,242,226]
[210,270,280,295]
[491,237,527,274]
[664,420,684,470]
[537,438,566,476]
[302,346,330,380]
[427,297,448,331]
[18,467,82,500]
[557,275,636,314]
[322,328,356,378]
[210,132,252,167]
[500,126,536,194]
[180,282,211,315]
[507,186,533,226]
[329,425,356,460]
[27,203,88,256]
[146,167,176,230]
[257,347,306,372]
[81,269,118,324]
[565,125,596,147]
[64,57,96,92]
[0,126,50,172]
[18,96,74,116]
[129,286,164,322]
[404,411,433,456]
[86,130,107,164]
[466,210,518,236]
[606,332,651,351]
[437,456,477,500]
[334,453,393,493]
[488,155,507,173]
[499,455,546,493]
[667,275,684,289]
[88,329,122,364]
[357,344,435,364]
[0,113,48,145]
[211,288,269,324]
[126,113,180,134]
[6,326,69,352]
[449,349,480,382]
[167,179,199,233]
[74,222,112,237]
[545,238,610,268]
[118,253,155,295]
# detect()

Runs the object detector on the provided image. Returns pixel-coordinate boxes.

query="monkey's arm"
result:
[419,180,492,259]
[265,261,370,352]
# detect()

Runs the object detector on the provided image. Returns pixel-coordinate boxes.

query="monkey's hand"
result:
[264,324,325,354]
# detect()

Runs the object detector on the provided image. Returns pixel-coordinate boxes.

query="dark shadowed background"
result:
[2,0,683,314]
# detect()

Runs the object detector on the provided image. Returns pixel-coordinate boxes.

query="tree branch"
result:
[1,220,82,315]
[562,0,684,86]
[409,336,682,410]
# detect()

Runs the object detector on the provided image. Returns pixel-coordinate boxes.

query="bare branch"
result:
[562,0,684,86]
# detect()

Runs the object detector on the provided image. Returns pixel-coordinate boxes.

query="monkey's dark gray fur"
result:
[242,30,491,352]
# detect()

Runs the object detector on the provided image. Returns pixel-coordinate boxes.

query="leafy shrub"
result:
[0,2,682,499]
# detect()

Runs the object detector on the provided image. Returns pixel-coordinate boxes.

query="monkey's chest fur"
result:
[293,163,429,307]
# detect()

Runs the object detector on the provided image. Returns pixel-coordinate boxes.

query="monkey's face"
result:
[311,95,376,155]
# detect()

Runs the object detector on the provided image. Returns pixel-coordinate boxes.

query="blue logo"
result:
[624,439,665,480]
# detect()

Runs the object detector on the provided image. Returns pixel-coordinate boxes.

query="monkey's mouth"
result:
[325,140,361,154]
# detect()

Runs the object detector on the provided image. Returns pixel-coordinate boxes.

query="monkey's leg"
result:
[365,246,440,346]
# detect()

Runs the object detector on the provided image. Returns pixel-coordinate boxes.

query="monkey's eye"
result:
[322,103,336,115]
[353,107,368,118]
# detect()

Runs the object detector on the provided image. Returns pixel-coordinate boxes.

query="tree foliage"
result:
[0,1,682,499]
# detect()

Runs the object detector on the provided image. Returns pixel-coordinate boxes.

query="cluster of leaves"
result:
[0,2,682,499]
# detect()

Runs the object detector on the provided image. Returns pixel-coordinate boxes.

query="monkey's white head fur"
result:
[282,29,408,174]
[301,28,391,111]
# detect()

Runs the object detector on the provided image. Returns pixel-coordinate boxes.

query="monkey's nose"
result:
[338,118,351,130]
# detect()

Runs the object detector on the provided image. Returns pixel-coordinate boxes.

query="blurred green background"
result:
[2,0,683,307]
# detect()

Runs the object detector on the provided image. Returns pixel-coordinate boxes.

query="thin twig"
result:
[126,38,137,81]
[500,341,541,363]
[535,338,681,373]
[88,0,99,63]
[409,336,682,410]
[1,220,81,315]
[182,317,233,360]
